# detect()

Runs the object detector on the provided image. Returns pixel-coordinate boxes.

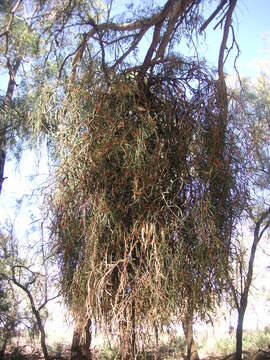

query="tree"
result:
[45,1,251,357]
[0,226,59,360]
[0,0,92,194]
[229,209,270,360]
[0,243,18,359]
[227,74,270,360]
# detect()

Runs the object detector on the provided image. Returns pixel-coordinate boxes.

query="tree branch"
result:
[218,0,237,82]
[243,207,270,300]
[155,0,190,61]
[69,0,190,84]
[111,27,148,71]
[199,0,228,33]
[0,0,23,56]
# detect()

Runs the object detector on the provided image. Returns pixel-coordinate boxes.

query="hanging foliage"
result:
[49,59,247,350]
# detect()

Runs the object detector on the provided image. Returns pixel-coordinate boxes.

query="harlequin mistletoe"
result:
[50,59,247,345]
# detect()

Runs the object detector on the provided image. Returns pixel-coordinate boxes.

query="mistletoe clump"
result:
[51,62,245,346]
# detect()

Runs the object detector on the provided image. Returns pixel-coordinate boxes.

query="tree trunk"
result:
[0,335,8,360]
[236,308,245,360]
[0,136,6,195]
[182,312,200,360]
[131,299,136,358]
[33,308,50,360]
[119,308,129,360]
[85,319,92,359]
[71,315,92,360]
[12,273,50,360]
[119,301,137,360]
[154,321,159,349]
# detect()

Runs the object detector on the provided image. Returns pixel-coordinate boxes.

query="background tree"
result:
[0,225,60,360]
[0,233,19,359]
[226,74,270,360]
[0,0,38,193]
[230,209,270,360]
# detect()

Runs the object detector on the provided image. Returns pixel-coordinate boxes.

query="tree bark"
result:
[119,302,137,360]
[182,312,200,360]
[71,315,92,360]
[131,299,136,358]
[235,308,245,360]
[119,308,129,360]
[33,308,50,360]
[154,321,159,349]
